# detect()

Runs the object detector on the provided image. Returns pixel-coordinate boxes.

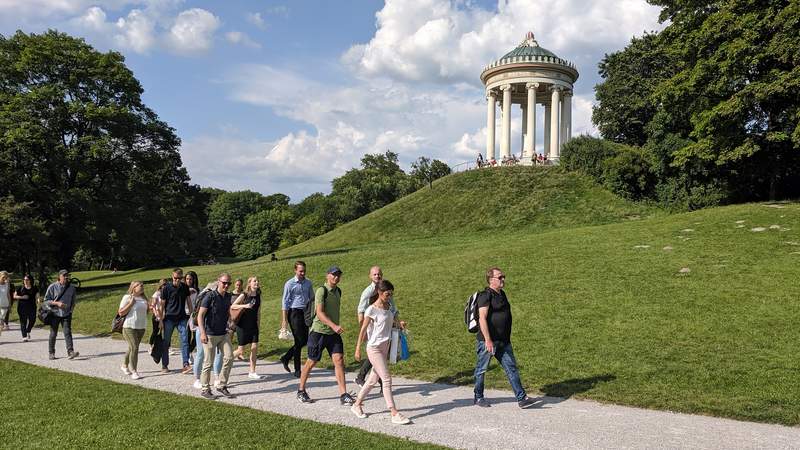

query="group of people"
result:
[475,152,550,168]
[1,262,535,425]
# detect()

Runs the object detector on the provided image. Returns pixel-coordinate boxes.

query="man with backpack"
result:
[196,272,235,399]
[471,267,535,408]
[280,260,314,378]
[43,269,79,360]
[296,266,355,405]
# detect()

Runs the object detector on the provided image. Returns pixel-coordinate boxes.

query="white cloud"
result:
[114,9,157,54]
[225,31,261,48]
[166,8,220,54]
[245,11,265,29]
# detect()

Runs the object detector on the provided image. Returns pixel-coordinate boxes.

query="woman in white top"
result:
[0,271,12,334]
[352,280,411,425]
[118,281,150,380]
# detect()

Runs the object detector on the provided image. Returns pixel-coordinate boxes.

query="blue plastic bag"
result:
[399,332,410,361]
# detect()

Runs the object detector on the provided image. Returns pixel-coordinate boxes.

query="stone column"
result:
[485,90,496,160]
[549,86,561,158]
[520,104,527,157]
[525,82,538,159]
[500,84,512,159]
[543,103,551,153]
[564,90,572,144]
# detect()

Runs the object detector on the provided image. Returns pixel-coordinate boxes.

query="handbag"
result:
[112,296,135,333]
[37,302,53,325]
[388,328,400,364]
[278,327,293,340]
[399,330,410,361]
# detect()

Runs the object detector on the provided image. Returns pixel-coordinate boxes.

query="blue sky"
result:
[1,0,663,201]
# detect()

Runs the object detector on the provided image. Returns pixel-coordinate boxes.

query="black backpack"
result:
[464,290,482,333]
[191,287,216,327]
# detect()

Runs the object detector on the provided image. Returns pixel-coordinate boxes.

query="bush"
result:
[560,135,620,181]
[602,146,657,201]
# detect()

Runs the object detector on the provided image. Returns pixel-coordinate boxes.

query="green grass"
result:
[0,359,441,449]
[10,167,800,425]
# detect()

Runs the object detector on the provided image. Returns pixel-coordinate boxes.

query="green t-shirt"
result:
[311,284,341,335]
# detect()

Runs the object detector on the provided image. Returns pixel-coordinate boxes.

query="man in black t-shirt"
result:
[473,267,535,408]
[197,272,235,399]
[160,268,192,374]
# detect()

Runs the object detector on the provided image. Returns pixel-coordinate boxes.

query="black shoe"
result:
[518,396,536,409]
[474,398,490,408]
[200,389,215,400]
[340,392,356,406]
[297,390,313,403]
[281,357,291,373]
[217,387,233,398]
[293,370,301,378]
[67,351,79,360]
[48,353,56,360]
[354,377,365,387]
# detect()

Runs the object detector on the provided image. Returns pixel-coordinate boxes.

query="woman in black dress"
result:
[14,274,37,341]
[232,276,262,380]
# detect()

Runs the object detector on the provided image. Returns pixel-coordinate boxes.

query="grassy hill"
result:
[16,167,800,425]
[287,166,660,254]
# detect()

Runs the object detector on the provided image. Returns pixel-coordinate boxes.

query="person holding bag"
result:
[118,281,149,380]
[351,279,411,425]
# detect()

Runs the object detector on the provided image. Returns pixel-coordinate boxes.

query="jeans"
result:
[474,340,526,401]
[48,315,74,355]
[201,334,233,389]
[162,317,189,368]
[18,304,36,338]
[193,327,222,378]
[281,308,308,372]
[122,328,145,371]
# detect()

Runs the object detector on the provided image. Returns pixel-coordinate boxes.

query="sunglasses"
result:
[220,281,231,286]
[492,276,506,280]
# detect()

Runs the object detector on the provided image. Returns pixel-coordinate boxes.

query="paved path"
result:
[1,324,798,449]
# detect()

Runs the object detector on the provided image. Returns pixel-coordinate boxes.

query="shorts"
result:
[236,326,259,345]
[307,331,344,362]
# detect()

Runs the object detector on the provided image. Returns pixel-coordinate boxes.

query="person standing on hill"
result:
[296,266,355,406]
[473,267,535,408]
[197,272,235,399]
[43,269,79,360]
[280,261,314,378]
[161,268,192,374]
[354,266,404,386]
[14,274,38,341]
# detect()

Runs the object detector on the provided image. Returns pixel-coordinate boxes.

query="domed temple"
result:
[480,32,579,164]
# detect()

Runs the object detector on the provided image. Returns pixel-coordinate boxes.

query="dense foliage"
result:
[592,0,800,206]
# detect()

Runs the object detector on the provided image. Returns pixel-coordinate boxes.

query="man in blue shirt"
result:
[279,261,314,377]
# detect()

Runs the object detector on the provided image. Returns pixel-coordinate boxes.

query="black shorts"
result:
[307,331,344,361]
[236,326,259,345]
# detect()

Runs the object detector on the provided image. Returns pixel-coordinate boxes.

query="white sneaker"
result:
[23,336,30,342]
[213,380,221,389]
[130,372,141,380]
[247,372,263,380]
[351,404,367,419]
[391,412,411,425]
[193,379,202,389]
[120,365,131,375]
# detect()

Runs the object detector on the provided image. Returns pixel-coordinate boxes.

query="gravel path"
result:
[2,324,798,449]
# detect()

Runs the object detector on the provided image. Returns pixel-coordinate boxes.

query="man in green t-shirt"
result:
[297,266,355,405]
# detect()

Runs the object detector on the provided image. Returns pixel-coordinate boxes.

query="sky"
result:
[1,0,664,202]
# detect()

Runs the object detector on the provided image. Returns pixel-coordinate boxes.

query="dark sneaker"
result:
[280,357,291,373]
[293,370,301,379]
[200,389,215,400]
[518,396,536,409]
[160,367,170,374]
[67,351,79,359]
[48,353,56,360]
[474,398,490,408]
[297,390,313,403]
[340,392,356,406]
[217,387,233,398]
[354,377,365,387]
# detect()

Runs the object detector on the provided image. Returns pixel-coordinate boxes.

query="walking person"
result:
[351,280,411,424]
[296,266,355,405]
[355,266,403,386]
[14,274,38,341]
[160,268,192,374]
[197,273,235,399]
[185,271,200,359]
[0,271,13,334]
[192,282,222,389]
[279,261,314,378]
[473,267,535,408]
[150,278,166,332]
[232,276,263,379]
[118,281,149,380]
[43,269,79,360]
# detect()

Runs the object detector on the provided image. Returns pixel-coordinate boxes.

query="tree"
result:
[206,190,281,255]
[233,206,294,259]
[0,30,202,270]
[410,156,451,188]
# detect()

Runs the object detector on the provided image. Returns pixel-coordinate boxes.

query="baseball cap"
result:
[326,266,343,275]
[58,269,70,276]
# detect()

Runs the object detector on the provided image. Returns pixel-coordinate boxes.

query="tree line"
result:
[0,30,450,277]
[565,0,799,209]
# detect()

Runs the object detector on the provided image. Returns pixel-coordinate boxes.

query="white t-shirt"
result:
[119,295,148,330]
[0,283,9,308]
[365,304,395,347]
